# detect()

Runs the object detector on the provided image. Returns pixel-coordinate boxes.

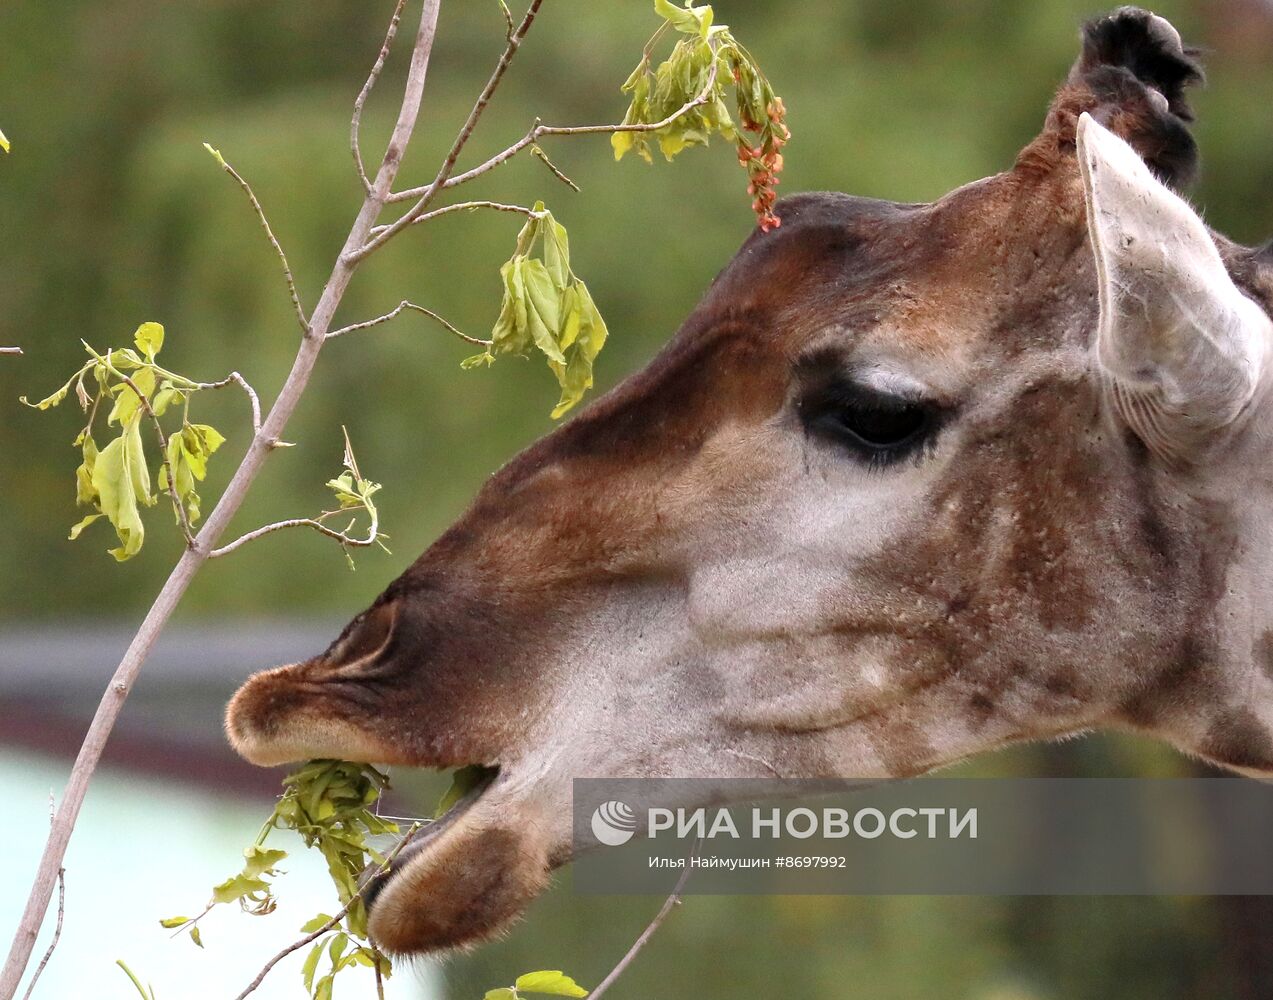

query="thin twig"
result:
[348,0,546,261]
[209,509,380,559]
[368,198,537,237]
[192,371,262,435]
[165,901,214,941]
[206,146,310,336]
[19,798,64,1000]
[0,2,442,992]
[0,347,22,355]
[389,60,719,200]
[17,872,61,1000]
[328,299,490,346]
[531,144,580,191]
[232,824,422,1000]
[351,0,410,195]
[589,838,701,1000]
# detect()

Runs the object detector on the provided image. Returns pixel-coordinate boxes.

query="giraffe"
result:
[226,8,1273,954]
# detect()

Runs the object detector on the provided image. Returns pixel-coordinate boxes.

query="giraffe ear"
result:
[1077,112,1271,461]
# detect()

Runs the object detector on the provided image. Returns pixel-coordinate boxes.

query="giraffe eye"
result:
[824,400,929,448]
[799,378,941,466]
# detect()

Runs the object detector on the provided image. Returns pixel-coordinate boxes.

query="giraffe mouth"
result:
[357,758,556,955]
[361,763,502,914]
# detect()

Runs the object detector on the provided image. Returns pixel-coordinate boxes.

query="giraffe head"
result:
[226,8,1273,954]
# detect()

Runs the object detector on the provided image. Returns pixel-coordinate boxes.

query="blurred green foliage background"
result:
[3,1,1273,998]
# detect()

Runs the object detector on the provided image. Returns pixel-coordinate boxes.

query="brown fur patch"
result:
[367,818,550,954]
[1199,710,1273,772]
[1255,630,1273,683]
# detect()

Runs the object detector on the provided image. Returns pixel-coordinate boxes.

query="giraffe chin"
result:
[363,767,553,955]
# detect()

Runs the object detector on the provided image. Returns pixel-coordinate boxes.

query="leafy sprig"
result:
[21,323,229,560]
[613,0,790,231]
[320,429,389,569]
[162,760,399,997]
[484,971,590,1000]
[464,203,608,419]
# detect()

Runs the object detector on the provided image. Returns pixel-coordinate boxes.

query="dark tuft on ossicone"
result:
[1065,7,1204,189]
[1077,7,1204,120]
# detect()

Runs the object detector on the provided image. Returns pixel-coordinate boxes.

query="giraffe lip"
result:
[361,764,501,912]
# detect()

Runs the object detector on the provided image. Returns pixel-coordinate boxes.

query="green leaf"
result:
[302,939,325,993]
[126,420,154,510]
[654,0,712,37]
[521,259,566,364]
[151,385,180,417]
[549,281,608,419]
[515,971,589,997]
[73,434,98,507]
[558,284,583,352]
[328,931,349,970]
[462,351,495,369]
[612,71,652,162]
[157,916,189,929]
[188,926,203,949]
[211,872,270,905]
[180,423,223,480]
[107,365,156,427]
[489,262,527,357]
[543,217,571,286]
[92,431,146,561]
[133,322,164,360]
[484,990,518,1000]
[19,374,79,410]
[188,422,226,456]
[300,913,334,934]
[68,513,103,540]
[242,845,288,878]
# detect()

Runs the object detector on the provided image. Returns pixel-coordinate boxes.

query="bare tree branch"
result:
[205,146,310,336]
[389,60,718,200]
[367,198,537,237]
[327,299,489,345]
[352,0,410,195]
[232,825,421,1000]
[589,839,701,1000]
[0,3,444,992]
[348,0,546,261]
